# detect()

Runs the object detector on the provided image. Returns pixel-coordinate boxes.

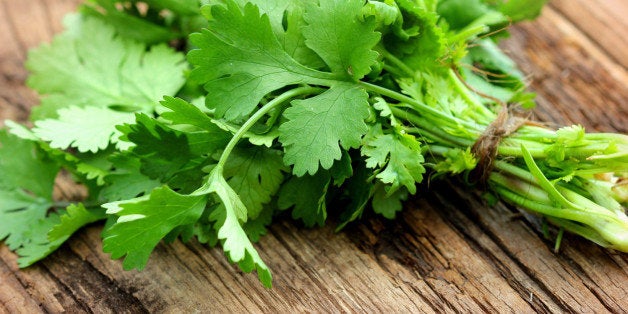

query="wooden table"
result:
[1,1,627,312]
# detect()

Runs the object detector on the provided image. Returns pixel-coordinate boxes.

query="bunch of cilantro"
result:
[1,0,627,287]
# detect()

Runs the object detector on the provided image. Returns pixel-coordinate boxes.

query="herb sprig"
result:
[1,0,626,288]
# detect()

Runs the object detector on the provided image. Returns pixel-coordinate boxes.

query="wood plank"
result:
[502,5,628,133]
[550,0,628,70]
[0,0,626,312]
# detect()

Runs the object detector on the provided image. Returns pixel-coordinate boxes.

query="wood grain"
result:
[1,0,627,312]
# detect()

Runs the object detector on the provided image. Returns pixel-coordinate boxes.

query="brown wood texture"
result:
[1,1,627,313]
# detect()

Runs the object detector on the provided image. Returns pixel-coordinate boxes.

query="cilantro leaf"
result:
[493,0,548,22]
[118,114,198,181]
[100,154,161,202]
[372,183,408,219]
[329,150,354,186]
[188,0,380,122]
[279,84,370,176]
[73,150,115,186]
[205,168,272,287]
[33,106,136,153]
[0,189,51,251]
[434,148,478,174]
[26,15,186,121]
[437,0,493,30]
[102,186,207,270]
[80,0,177,44]
[189,0,379,176]
[14,211,65,267]
[302,0,380,80]
[277,171,331,227]
[280,2,327,68]
[15,203,106,267]
[48,203,107,242]
[0,131,62,265]
[337,162,373,230]
[160,96,216,131]
[362,126,425,194]
[234,0,325,68]
[222,146,286,219]
[243,206,274,242]
[388,2,447,72]
[0,130,59,197]
[159,97,232,155]
[188,0,327,120]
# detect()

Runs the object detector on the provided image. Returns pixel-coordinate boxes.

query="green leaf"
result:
[329,150,353,186]
[337,162,373,230]
[14,211,65,267]
[467,39,525,81]
[243,206,274,242]
[26,15,186,121]
[48,203,107,242]
[81,0,206,43]
[188,0,380,123]
[160,96,216,131]
[205,168,272,287]
[159,97,232,155]
[0,131,63,265]
[33,106,136,153]
[495,0,548,22]
[372,183,408,219]
[0,189,51,250]
[100,154,161,202]
[222,146,286,219]
[362,127,425,194]
[362,1,401,28]
[302,0,380,80]
[434,147,478,175]
[74,150,115,186]
[280,84,370,176]
[188,0,327,120]
[277,171,331,227]
[143,0,200,16]
[280,1,327,68]
[0,130,59,197]
[118,114,197,181]
[388,2,447,72]
[229,0,323,68]
[14,202,106,267]
[102,186,207,270]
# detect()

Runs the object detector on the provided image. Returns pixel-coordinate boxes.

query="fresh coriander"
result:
[1,0,626,288]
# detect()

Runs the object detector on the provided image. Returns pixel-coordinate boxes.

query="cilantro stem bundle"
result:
[1,0,626,287]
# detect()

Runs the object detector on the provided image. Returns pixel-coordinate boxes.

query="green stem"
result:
[215,86,322,170]
[585,132,628,143]
[380,49,415,77]
[449,24,489,43]
[447,69,495,121]
[489,172,550,204]
[493,160,538,185]
[360,81,480,130]
[392,107,476,146]
[546,217,612,248]
[493,186,603,225]
[382,64,406,78]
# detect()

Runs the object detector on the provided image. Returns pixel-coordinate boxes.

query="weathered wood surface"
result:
[1,0,627,312]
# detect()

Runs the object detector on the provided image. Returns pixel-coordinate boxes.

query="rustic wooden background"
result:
[1,0,627,312]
